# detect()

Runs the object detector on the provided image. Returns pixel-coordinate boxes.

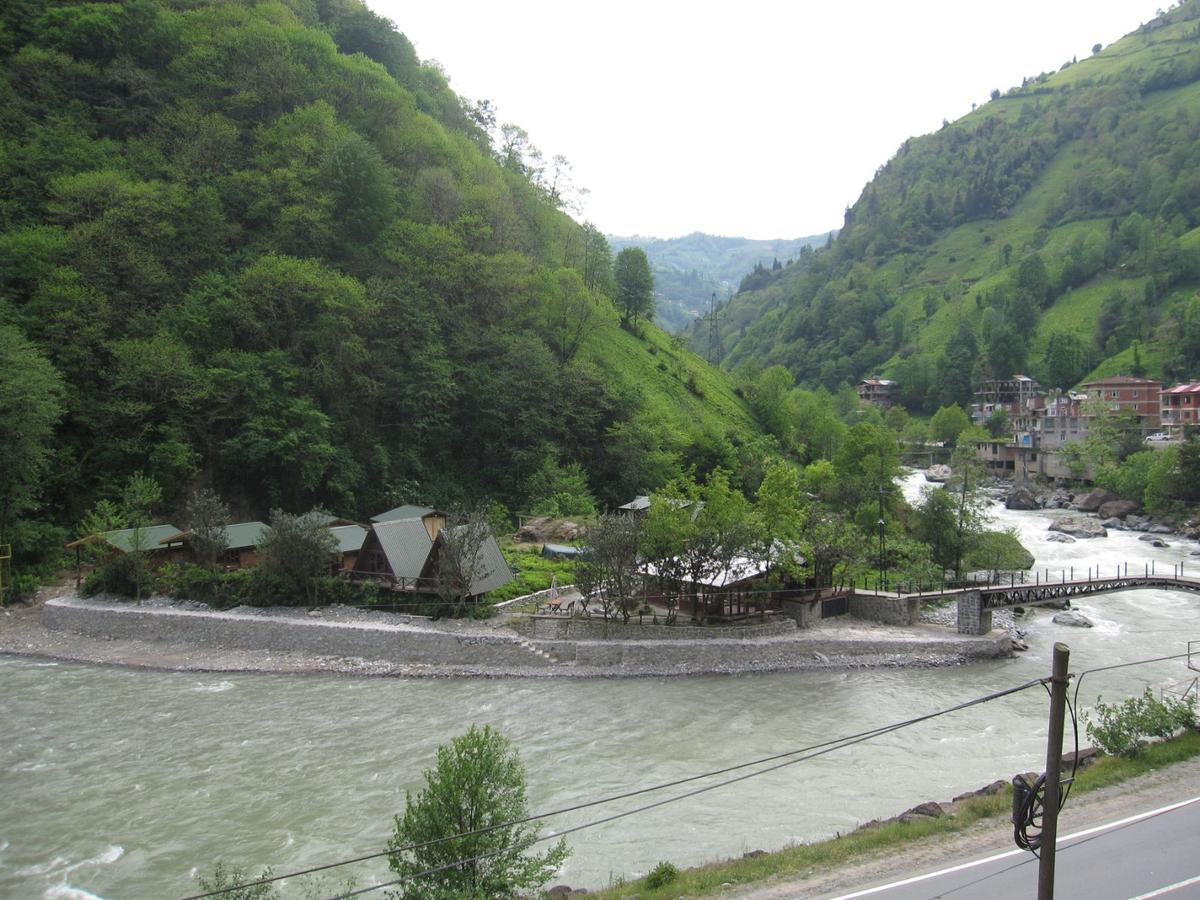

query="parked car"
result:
[1145,432,1170,442]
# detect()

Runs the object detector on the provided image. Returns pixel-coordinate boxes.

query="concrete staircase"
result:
[513,637,564,666]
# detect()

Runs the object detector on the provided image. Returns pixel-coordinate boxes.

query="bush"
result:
[1086,687,1197,757]
[645,861,679,890]
[81,554,138,598]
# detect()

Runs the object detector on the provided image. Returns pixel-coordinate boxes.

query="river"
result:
[2,473,1198,898]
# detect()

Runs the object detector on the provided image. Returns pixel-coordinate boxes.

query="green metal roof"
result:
[443,525,513,596]
[102,524,182,553]
[371,504,433,523]
[222,521,270,550]
[329,524,367,555]
[373,519,435,579]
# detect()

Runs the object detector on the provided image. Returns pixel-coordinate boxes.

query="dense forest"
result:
[702,1,1200,411]
[0,0,781,576]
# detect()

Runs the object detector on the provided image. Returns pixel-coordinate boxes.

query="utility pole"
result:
[707,291,724,366]
[1038,642,1071,900]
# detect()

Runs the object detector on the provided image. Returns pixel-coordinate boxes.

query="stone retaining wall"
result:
[516,616,797,642]
[40,598,1010,676]
[535,633,1009,673]
[849,595,922,626]
[42,599,552,668]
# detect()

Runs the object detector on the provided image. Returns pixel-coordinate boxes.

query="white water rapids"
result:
[2,472,1198,897]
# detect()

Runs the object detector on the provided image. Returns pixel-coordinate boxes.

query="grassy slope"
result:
[582,319,760,438]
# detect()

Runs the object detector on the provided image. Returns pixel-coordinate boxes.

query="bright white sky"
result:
[370,1,1167,240]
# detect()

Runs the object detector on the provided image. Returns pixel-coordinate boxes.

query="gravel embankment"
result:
[3,593,1010,679]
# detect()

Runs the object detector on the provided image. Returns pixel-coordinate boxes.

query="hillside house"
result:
[972,375,1042,425]
[1079,376,1162,424]
[1161,383,1200,435]
[857,377,896,408]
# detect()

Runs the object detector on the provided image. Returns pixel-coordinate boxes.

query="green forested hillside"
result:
[706,2,1200,412]
[610,231,833,333]
[0,0,773,568]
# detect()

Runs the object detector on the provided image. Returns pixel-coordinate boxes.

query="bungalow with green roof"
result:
[353,517,512,599]
[370,504,435,523]
[65,524,185,586]
[329,523,367,571]
[160,521,270,570]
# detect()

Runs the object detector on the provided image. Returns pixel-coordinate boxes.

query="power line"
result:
[320,679,1046,900]
[186,677,1044,899]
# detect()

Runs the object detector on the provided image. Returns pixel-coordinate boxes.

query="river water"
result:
[3,473,1199,898]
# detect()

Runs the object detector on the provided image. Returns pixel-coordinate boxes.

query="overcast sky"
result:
[371,1,1167,240]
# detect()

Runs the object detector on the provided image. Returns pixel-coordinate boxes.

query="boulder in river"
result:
[1045,532,1076,543]
[1138,533,1160,542]
[926,464,952,483]
[1006,486,1040,510]
[1053,611,1094,628]
[1073,488,1118,512]
[1151,539,1170,548]
[1049,517,1108,539]
[1098,499,1140,519]
[1099,517,1123,529]
[1149,524,1173,534]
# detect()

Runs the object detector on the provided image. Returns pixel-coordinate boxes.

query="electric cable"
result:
[1014,648,1190,857]
[318,679,1047,900]
[185,677,1045,899]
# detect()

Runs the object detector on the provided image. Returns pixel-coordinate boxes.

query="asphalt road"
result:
[830,795,1200,899]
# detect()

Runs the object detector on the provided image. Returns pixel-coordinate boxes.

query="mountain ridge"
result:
[698,1,1200,409]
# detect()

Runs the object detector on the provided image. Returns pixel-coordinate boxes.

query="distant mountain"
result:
[699,2,1200,408]
[609,231,835,332]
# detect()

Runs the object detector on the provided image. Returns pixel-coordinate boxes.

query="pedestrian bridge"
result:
[952,574,1200,635]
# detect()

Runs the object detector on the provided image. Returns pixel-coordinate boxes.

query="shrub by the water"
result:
[1086,687,1197,757]
[645,861,680,889]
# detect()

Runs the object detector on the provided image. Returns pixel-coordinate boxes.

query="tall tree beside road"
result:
[614,246,654,325]
[387,725,569,900]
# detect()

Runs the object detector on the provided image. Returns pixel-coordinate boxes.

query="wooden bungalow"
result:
[65,524,185,587]
[329,523,368,571]
[160,521,270,570]
[370,504,436,523]
[352,516,512,599]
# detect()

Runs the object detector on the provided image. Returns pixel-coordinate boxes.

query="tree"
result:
[753,461,806,581]
[640,478,698,624]
[1042,331,1088,390]
[915,450,989,580]
[687,469,754,622]
[122,472,162,605]
[532,266,608,364]
[613,246,654,325]
[0,327,65,550]
[184,488,229,570]
[387,725,569,899]
[576,513,642,622]
[434,511,499,611]
[256,509,337,605]
[930,404,971,446]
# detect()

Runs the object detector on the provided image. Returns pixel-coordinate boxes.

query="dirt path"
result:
[728,755,1200,898]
